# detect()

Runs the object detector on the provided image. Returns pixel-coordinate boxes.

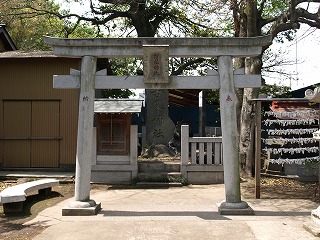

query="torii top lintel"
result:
[43,36,272,58]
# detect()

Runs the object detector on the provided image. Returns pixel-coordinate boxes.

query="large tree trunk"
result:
[238,0,261,177]
[234,58,245,136]
[239,92,258,176]
[239,56,262,177]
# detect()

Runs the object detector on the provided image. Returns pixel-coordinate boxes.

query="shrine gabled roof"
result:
[270,102,320,120]
[0,50,56,58]
[169,89,200,107]
[0,24,17,51]
[94,99,143,113]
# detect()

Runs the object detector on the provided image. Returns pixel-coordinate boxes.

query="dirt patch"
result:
[241,177,320,202]
[0,179,111,240]
[1,177,319,239]
[0,180,75,240]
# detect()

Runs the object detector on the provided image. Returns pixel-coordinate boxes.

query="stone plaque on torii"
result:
[44,36,272,216]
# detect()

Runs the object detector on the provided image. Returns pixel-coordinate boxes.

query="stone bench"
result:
[0,178,59,214]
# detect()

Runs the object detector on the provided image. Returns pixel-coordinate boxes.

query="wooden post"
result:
[130,125,138,178]
[199,91,207,137]
[255,101,261,199]
[180,125,189,178]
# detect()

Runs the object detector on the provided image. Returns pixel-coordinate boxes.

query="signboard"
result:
[143,45,169,84]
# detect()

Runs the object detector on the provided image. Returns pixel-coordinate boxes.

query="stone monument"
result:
[143,45,175,146]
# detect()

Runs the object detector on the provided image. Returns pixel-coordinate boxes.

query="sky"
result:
[266,26,320,90]
[55,0,320,91]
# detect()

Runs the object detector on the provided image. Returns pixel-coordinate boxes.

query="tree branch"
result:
[171,58,205,76]
[260,3,320,31]
[296,7,320,28]
[90,0,104,15]
[22,5,130,27]
[230,0,241,37]
[269,22,296,39]
[260,10,290,27]
[295,0,320,6]
[99,0,145,4]
[298,17,320,27]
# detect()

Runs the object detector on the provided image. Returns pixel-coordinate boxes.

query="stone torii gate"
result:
[44,36,272,216]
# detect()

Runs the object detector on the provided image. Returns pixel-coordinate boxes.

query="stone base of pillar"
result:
[303,207,320,236]
[218,200,254,215]
[303,221,320,237]
[62,200,101,216]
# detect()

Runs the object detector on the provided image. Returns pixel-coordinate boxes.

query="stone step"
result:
[135,172,185,186]
[136,161,185,187]
[135,182,183,187]
[137,172,182,178]
[138,161,180,173]
[265,170,285,176]
[135,174,185,187]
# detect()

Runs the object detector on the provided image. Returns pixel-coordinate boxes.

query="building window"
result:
[97,113,130,155]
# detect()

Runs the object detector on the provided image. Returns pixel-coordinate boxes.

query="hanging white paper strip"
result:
[264,110,318,119]
[264,118,318,126]
[268,156,320,165]
[266,128,318,136]
[262,137,317,146]
[263,146,319,155]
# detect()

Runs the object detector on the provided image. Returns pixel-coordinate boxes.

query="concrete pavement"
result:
[25,184,319,240]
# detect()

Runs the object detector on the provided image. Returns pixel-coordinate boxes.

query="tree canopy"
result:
[0,0,101,50]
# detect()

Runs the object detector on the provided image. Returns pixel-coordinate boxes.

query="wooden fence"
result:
[180,125,224,184]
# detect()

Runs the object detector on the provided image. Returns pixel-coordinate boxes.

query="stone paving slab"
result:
[26,184,319,240]
[33,220,256,240]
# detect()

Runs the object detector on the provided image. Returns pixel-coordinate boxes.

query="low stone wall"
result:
[187,171,224,184]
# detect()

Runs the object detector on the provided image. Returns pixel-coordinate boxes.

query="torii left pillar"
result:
[62,55,101,216]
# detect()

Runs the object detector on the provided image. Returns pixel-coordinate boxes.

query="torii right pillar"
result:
[304,87,320,235]
[218,55,253,215]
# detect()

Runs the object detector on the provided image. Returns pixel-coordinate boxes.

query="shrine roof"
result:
[269,103,320,120]
[94,99,143,113]
[0,24,17,51]
[0,50,57,58]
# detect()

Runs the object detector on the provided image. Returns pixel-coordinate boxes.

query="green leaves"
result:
[101,89,135,98]
[258,0,290,19]
[1,0,101,50]
[259,84,292,98]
